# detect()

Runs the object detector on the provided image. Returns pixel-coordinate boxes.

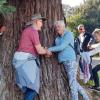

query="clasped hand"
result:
[45,47,52,57]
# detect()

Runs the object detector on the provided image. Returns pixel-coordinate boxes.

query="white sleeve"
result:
[89,45,100,56]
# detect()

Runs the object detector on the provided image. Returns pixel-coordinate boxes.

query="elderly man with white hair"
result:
[48,20,89,100]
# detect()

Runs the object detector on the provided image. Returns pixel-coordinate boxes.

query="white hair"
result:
[77,24,84,30]
[92,28,100,35]
[54,20,65,28]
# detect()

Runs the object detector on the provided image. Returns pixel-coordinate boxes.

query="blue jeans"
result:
[63,60,89,100]
[92,64,100,87]
[24,88,37,100]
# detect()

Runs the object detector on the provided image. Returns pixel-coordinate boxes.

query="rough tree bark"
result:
[0,0,70,100]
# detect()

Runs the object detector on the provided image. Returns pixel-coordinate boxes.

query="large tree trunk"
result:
[0,0,70,100]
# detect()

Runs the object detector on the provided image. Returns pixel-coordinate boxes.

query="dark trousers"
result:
[92,64,100,87]
[24,88,37,100]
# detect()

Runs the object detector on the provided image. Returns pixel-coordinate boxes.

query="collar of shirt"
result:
[78,33,85,43]
[58,30,66,38]
[80,32,85,36]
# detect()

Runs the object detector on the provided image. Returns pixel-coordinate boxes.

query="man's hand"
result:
[45,47,52,57]
[47,50,52,56]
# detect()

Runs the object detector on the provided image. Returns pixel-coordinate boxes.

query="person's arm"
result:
[30,30,48,55]
[48,33,72,52]
[82,33,94,51]
[89,45,100,56]
[0,26,6,35]
[48,42,67,52]
[35,44,47,54]
[90,43,100,48]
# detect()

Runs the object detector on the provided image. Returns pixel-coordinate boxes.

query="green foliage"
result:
[0,0,16,15]
[0,0,6,5]
[66,0,100,36]
[66,13,86,36]
[82,0,100,32]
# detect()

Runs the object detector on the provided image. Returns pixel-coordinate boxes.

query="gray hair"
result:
[92,28,100,35]
[54,20,65,28]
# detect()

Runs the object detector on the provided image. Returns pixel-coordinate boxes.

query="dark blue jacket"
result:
[82,32,94,52]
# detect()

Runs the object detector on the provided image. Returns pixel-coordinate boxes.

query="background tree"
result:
[66,0,100,36]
